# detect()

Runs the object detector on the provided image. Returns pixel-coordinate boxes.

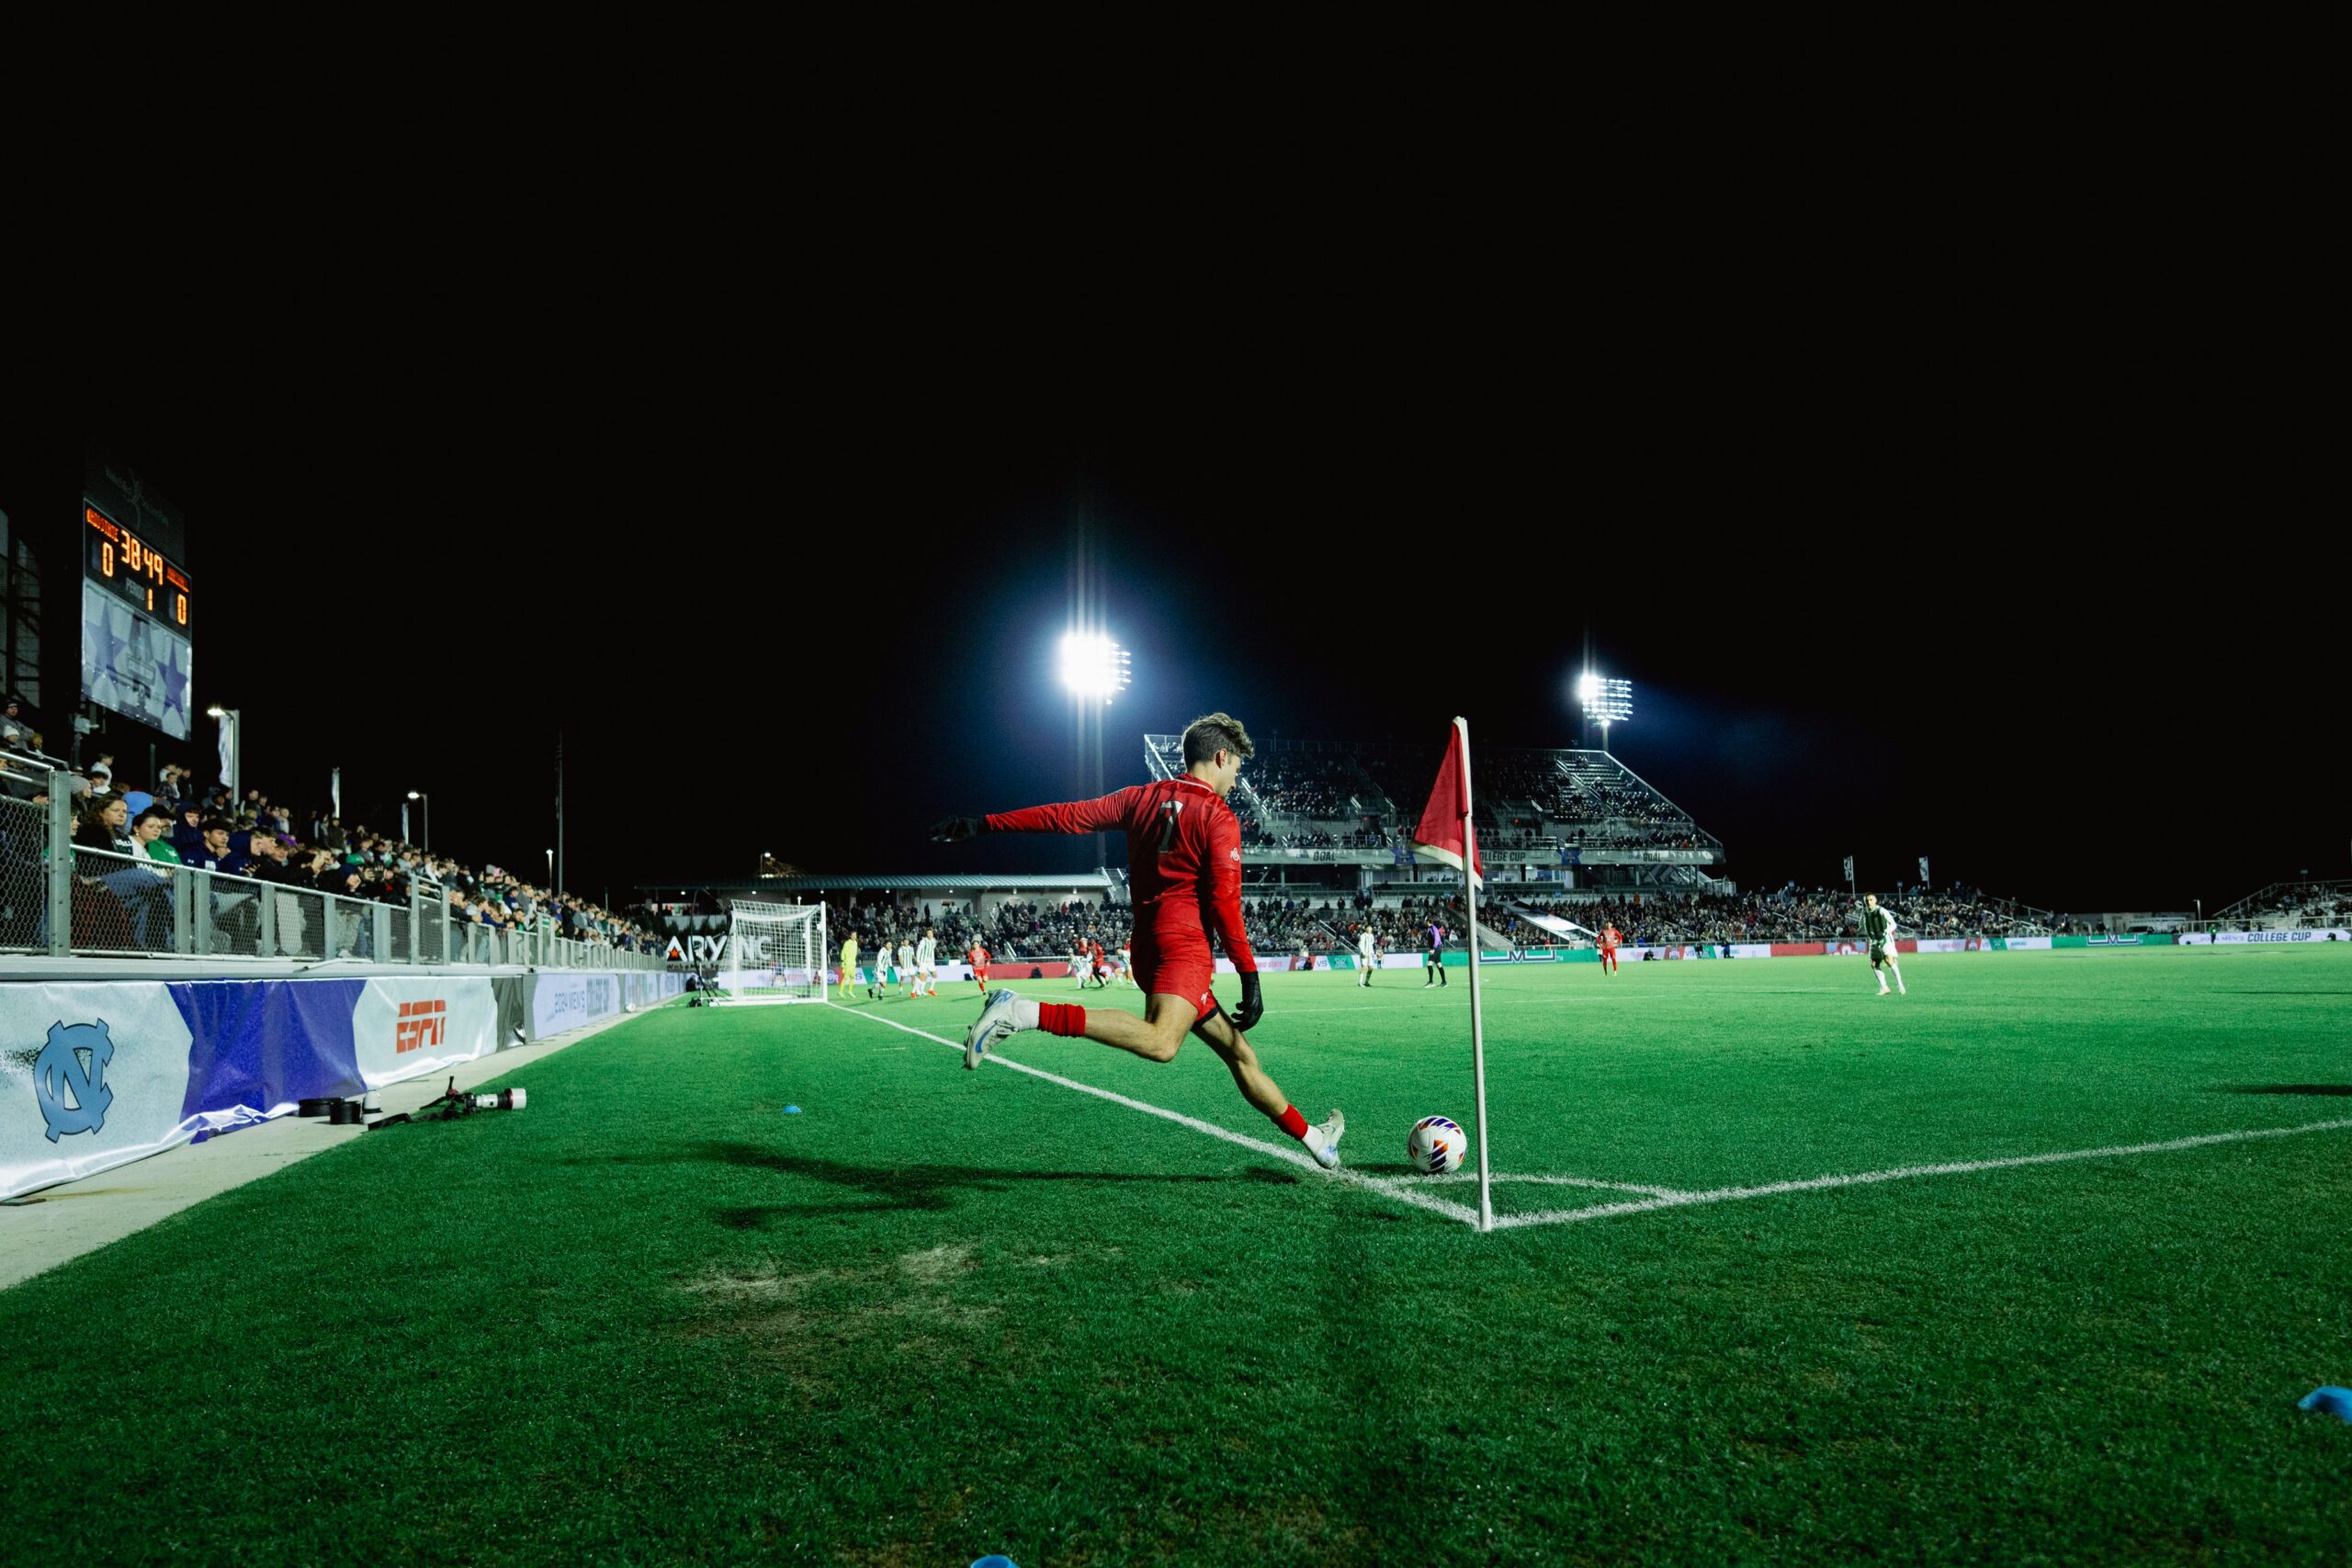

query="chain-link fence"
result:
[2,794,55,953]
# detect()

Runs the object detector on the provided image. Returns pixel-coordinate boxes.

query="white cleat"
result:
[965,987,1020,1069]
[1306,1109,1346,1170]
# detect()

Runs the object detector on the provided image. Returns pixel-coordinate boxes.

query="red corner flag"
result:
[1411,717,1483,887]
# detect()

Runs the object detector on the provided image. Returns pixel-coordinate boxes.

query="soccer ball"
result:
[1406,1115,1466,1175]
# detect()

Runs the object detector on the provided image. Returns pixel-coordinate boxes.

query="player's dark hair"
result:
[1182,712,1255,767]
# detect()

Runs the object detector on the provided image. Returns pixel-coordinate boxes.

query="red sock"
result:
[1274,1104,1307,1140]
[1037,1002,1087,1037]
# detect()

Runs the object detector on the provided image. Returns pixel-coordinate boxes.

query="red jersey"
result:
[1600,926,1621,950]
[987,777,1257,972]
[967,945,989,968]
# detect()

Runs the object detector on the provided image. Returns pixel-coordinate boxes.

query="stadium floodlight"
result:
[406,789,431,852]
[1058,632,1132,705]
[1576,671,1633,750]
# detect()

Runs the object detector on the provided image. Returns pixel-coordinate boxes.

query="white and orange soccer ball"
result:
[1406,1115,1466,1175]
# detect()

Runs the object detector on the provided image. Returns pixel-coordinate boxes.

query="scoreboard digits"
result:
[85,504,190,628]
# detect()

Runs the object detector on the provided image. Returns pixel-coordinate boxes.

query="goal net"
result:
[718,898,829,1005]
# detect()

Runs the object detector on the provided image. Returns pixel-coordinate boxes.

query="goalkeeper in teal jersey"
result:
[1862,893,1906,996]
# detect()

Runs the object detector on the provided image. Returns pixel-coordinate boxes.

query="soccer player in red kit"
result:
[1600,923,1621,976]
[932,712,1346,1169]
[967,942,990,997]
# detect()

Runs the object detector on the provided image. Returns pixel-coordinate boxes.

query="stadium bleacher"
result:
[2215,877,2352,931]
[1155,735,1725,867]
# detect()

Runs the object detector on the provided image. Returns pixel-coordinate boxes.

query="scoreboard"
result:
[80,501,194,739]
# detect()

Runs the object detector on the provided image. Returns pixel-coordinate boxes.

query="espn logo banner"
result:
[394,998,447,1055]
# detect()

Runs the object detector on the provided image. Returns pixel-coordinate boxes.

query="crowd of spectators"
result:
[1239,749,1372,820]
[2221,880,2352,929]
[1219,739,1710,854]
[2,713,652,955]
[1495,884,2050,946]
[815,891,1368,967]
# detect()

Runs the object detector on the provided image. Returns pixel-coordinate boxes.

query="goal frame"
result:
[717,898,830,1005]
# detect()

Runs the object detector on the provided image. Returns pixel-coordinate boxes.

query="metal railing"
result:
[1,773,661,969]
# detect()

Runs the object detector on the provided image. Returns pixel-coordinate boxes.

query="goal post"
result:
[718,898,830,1005]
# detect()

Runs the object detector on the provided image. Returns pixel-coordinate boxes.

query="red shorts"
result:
[1130,930,1217,1017]
[972,968,989,983]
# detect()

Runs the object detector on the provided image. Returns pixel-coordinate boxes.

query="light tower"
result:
[1059,631,1131,869]
[1576,671,1633,752]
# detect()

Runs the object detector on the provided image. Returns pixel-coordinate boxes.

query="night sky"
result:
[19,301,2340,921]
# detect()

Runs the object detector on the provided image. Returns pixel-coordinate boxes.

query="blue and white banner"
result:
[2,970,669,1201]
[1,984,199,1201]
[531,972,623,1038]
[2192,929,2350,945]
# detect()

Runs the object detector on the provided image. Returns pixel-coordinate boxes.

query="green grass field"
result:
[7,947,2352,1564]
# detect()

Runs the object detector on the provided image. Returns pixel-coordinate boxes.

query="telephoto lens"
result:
[469,1088,526,1112]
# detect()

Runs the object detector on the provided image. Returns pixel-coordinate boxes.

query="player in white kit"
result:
[897,939,916,999]
[1356,926,1378,987]
[915,930,938,997]
[1863,894,1906,996]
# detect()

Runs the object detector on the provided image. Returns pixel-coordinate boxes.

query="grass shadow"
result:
[576,1144,1301,1224]
[2218,1084,2352,1097]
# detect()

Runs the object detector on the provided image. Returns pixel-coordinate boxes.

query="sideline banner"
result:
[173,978,367,1123]
[4,971,672,1202]
[2192,929,2350,945]
[2,983,199,1202]
[530,972,622,1039]
[355,978,500,1089]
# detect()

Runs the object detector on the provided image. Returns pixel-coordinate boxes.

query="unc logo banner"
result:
[2,984,197,1201]
[34,1021,116,1143]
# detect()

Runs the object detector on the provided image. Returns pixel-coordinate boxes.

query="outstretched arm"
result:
[989,789,1136,837]
[934,787,1137,842]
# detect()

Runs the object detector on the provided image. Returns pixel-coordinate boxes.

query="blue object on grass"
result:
[2299,1387,2352,1422]
[970,1557,1018,1568]
[782,1105,801,1114]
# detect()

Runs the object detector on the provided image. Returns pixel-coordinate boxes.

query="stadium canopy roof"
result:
[649,874,1120,895]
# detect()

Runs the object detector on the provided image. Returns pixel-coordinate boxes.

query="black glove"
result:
[1231,970,1264,1032]
[930,816,988,843]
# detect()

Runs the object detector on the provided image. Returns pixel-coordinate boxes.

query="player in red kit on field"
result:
[1600,923,1621,976]
[967,942,990,997]
[933,712,1346,1169]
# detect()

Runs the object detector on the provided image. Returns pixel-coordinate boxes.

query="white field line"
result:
[1370,1172,1688,1198]
[828,1003,1482,1226]
[1269,998,1620,1016]
[1490,1117,2352,1231]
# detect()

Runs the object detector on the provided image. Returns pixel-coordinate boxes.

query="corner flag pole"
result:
[1455,717,1495,1234]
